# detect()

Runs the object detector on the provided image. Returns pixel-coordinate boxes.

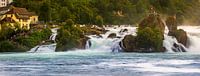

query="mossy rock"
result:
[139,14,165,34]
[121,35,136,52]
[56,23,89,51]
[166,16,178,32]
[136,27,164,52]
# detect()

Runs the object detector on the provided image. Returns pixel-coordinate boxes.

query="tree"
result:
[39,0,51,22]
[95,15,104,27]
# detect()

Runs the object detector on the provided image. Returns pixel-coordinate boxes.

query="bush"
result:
[56,22,84,51]
[0,40,28,52]
[15,28,52,48]
[0,24,15,41]
[95,15,104,27]
[136,27,163,52]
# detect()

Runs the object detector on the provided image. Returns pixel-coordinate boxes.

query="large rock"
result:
[77,37,90,49]
[120,35,136,52]
[166,16,188,47]
[107,33,117,38]
[139,14,165,34]
[166,16,178,32]
[121,14,166,53]
[169,29,188,47]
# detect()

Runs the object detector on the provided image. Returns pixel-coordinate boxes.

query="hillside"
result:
[13,0,200,25]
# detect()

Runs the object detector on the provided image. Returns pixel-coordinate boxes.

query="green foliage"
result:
[0,40,28,52]
[56,22,84,51]
[136,27,163,51]
[13,0,200,25]
[15,28,51,48]
[0,24,15,41]
[95,15,104,27]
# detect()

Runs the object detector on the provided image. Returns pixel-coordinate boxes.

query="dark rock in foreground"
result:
[120,35,136,52]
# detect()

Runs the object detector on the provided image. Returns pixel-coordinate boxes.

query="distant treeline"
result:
[13,0,200,25]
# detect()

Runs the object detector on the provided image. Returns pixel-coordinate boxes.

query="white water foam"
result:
[29,28,58,53]
[29,25,200,53]
[178,26,200,52]
[86,26,137,52]
[95,59,200,73]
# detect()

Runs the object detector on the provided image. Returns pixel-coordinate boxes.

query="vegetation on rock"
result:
[56,19,88,51]
[121,14,165,52]
[136,27,164,52]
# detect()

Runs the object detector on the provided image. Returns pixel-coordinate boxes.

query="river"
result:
[0,26,200,76]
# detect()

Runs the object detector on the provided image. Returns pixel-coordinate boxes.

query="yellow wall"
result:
[0,13,39,30]
[30,16,38,24]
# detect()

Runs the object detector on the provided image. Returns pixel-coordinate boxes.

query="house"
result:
[0,0,12,7]
[0,6,38,30]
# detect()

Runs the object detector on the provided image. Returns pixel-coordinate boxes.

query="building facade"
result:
[0,6,38,30]
[0,0,12,7]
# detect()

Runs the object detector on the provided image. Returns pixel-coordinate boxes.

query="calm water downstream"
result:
[0,51,200,76]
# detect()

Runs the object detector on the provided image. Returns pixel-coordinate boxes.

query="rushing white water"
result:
[178,26,200,52]
[86,25,137,52]
[163,26,188,52]
[29,25,200,53]
[49,28,59,41]
[4,25,200,76]
[29,28,58,53]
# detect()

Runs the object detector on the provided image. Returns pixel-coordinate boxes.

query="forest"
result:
[14,0,200,25]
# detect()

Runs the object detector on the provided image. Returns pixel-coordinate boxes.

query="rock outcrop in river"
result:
[121,14,165,52]
[166,16,188,47]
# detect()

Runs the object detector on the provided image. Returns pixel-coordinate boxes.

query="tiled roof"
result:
[3,6,38,19]
[5,7,30,15]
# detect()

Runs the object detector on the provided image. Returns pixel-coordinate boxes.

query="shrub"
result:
[56,22,84,51]
[15,28,52,48]
[0,40,28,52]
[136,27,163,52]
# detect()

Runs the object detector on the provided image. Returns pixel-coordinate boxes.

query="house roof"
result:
[4,6,38,19]
[4,6,37,16]
[5,7,30,15]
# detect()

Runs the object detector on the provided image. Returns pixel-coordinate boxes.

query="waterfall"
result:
[29,28,58,53]
[49,28,58,41]
[29,25,200,53]
[163,26,188,52]
[86,25,192,53]
[178,26,200,52]
[85,26,137,52]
